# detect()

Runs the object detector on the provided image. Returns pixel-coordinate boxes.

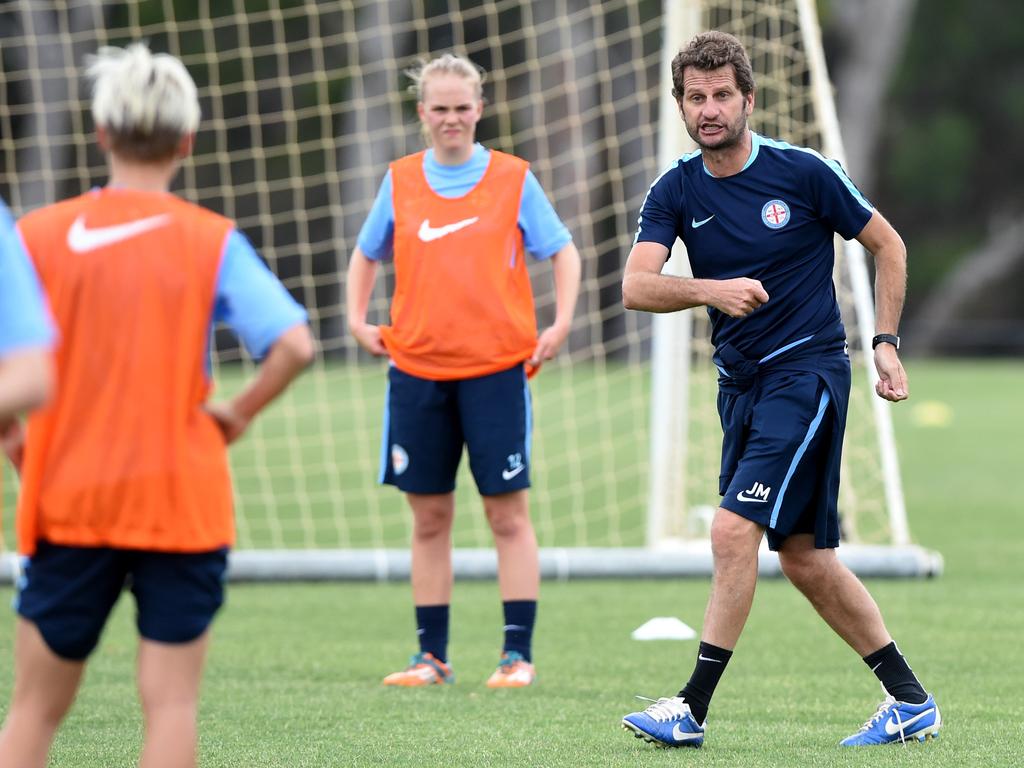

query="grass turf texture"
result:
[1,359,1022,766]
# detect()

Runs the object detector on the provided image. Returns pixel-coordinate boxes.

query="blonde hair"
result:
[406,53,484,102]
[86,43,200,161]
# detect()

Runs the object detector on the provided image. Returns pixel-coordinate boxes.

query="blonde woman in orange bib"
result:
[347,53,581,689]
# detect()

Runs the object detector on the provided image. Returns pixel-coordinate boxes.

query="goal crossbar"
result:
[0,545,942,585]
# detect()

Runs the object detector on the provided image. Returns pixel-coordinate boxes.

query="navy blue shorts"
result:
[380,363,532,496]
[15,541,228,661]
[719,370,841,551]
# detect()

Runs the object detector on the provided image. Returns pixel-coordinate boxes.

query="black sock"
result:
[863,641,927,704]
[677,641,733,725]
[415,604,449,663]
[502,600,536,662]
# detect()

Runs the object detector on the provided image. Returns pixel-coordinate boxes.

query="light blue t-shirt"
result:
[213,229,308,360]
[357,144,572,261]
[0,199,55,357]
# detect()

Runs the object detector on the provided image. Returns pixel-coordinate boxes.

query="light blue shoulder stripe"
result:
[757,135,872,212]
[634,156,682,244]
[633,152,703,244]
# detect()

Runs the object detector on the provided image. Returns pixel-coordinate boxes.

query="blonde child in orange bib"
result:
[0,44,314,768]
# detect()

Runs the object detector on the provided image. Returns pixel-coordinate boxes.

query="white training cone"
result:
[631,617,697,641]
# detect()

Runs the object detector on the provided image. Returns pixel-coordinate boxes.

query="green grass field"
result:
[1,359,1022,766]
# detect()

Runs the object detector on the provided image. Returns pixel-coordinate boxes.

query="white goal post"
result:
[0,0,940,582]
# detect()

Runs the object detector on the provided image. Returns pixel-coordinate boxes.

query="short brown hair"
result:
[671,31,755,100]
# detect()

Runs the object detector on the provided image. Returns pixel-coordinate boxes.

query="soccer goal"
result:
[0,0,940,581]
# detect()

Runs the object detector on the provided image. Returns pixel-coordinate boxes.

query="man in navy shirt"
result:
[620,32,939,749]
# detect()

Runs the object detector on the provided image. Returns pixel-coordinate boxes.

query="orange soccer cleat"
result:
[485,651,536,688]
[382,652,454,687]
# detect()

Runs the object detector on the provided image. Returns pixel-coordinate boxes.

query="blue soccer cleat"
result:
[622,696,705,748]
[840,693,941,746]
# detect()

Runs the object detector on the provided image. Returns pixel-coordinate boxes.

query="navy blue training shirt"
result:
[634,132,873,362]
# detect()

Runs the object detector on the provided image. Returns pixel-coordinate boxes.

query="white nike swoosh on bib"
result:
[67,213,172,253]
[883,708,935,736]
[417,217,479,242]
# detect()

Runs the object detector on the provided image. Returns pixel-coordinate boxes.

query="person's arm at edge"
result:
[0,348,53,470]
[0,347,52,423]
[856,209,908,402]
[207,323,314,444]
[203,229,315,443]
[529,242,581,366]
[346,246,387,356]
[0,215,55,423]
[621,241,769,317]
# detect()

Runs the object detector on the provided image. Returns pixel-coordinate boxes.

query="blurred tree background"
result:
[1,0,1020,356]
[822,0,1024,354]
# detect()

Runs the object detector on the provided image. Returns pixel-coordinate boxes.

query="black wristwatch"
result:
[871,333,900,350]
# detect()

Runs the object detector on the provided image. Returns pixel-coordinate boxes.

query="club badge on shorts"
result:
[391,444,409,475]
[761,199,790,229]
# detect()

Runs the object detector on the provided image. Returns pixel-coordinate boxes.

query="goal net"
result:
[0,0,939,578]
